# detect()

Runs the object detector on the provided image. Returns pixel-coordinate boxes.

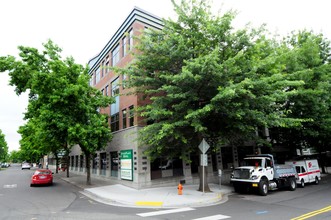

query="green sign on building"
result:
[120,149,133,181]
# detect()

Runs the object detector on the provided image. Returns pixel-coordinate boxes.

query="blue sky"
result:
[1,0,330,152]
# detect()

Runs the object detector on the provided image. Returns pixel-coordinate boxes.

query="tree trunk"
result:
[85,152,92,185]
[55,154,59,174]
[198,165,211,192]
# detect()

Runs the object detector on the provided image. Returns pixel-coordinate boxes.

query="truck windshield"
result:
[242,159,262,167]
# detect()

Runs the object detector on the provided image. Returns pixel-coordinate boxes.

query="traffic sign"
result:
[198,138,210,154]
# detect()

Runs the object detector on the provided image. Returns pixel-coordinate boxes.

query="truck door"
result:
[265,158,274,180]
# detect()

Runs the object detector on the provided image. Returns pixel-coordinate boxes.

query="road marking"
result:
[135,201,164,206]
[256,210,268,214]
[3,184,17,188]
[137,207,195,217]
[192,214,231,220]
[291,205,331,220]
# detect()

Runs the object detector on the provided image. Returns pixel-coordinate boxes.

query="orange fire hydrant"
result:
[177,183,183,195]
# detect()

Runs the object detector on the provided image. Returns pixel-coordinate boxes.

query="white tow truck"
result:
[285,159,321,187]
[230,154,298,196]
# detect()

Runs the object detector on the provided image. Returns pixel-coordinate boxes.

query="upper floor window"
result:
[122,36,127,57]
[105,55,109,74]
[105,85,109,96]
[112,44,120,66]
[129,29,133,50]
[111,77,120,115]
[95,67,100,84]
[101,61,105,78]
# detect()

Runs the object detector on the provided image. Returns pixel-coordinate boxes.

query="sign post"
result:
[198,138,210,193]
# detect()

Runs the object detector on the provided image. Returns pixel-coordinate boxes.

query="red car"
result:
[30,169,53,186]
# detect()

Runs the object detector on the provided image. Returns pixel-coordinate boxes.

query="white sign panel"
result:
[200,154,208,166]
[198,138,210,154]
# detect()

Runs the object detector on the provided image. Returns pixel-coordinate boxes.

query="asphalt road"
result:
[1,164,330,220]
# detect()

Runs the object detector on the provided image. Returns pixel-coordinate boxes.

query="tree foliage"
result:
[119,0,304,159]
[0,40,114,184]
[0,130,8,162]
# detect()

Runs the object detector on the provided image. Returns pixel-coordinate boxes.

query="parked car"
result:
[21,162,31,170]
[1,162,10,168]
[30,169,53,186]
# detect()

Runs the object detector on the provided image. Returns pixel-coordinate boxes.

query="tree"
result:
[269,31,331,171]
[0,130,8,162]
[0,40,114,184]
[117,0,304,191]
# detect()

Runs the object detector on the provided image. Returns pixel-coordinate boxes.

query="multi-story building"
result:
[68,7,262,189]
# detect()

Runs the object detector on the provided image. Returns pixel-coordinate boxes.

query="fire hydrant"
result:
[177,183,183,195]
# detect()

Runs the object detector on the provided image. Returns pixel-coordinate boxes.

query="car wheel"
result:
[289,177,296,191]
[300,179,305,188]
[315,177,319,185]
[30,184,34,187]
[258,179,268,196]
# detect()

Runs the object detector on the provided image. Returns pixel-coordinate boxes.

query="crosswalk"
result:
[136,207,231,219]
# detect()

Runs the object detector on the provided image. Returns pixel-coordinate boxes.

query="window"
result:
[111,113,119,132]
[122,36,127,57]
[111,78,120,131]
[122,109,127,129]
[101,89,104,95]
[95,67,100,84]
[105,85,109,96]
[129,105,134,127]
[101,61,105,77]
[112,44,120,66]
[129,29,133,50]
[105,56,109,74]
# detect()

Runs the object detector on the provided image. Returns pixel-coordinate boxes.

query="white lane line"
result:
[3,184,17,188]
[137,207,195,217]
[192,214,231,220]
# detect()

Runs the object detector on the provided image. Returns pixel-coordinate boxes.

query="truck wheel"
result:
[258,180,268,196]
[300,179,305,188]
[315,177,319,185]
[289,177,296,191]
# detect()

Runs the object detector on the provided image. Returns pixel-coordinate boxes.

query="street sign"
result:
[198,138,210,154]
[200,154,208,166]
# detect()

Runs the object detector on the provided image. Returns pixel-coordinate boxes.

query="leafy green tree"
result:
[0,40,114,184]
[117,0,304,191]
[0,130,9,162]
[269,31,331,171]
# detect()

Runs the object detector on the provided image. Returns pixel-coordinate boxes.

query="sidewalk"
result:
[55,171,233,208]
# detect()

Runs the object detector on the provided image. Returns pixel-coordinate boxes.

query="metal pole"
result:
[203,154,205,193]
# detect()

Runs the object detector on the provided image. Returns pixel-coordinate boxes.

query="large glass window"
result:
[112,44,120,66]
[111,113,119,132]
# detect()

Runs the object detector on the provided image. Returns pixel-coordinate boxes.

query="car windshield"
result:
[242,158,262,167]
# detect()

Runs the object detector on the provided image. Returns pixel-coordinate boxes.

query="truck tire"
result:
[300,179,305,188]
[314,177,319,185]
[288,177,296,191]
[258,179,268,196]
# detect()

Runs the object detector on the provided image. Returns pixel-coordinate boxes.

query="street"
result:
[0,164,330,220]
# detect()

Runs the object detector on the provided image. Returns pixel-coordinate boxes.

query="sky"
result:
[1,0,330,153]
